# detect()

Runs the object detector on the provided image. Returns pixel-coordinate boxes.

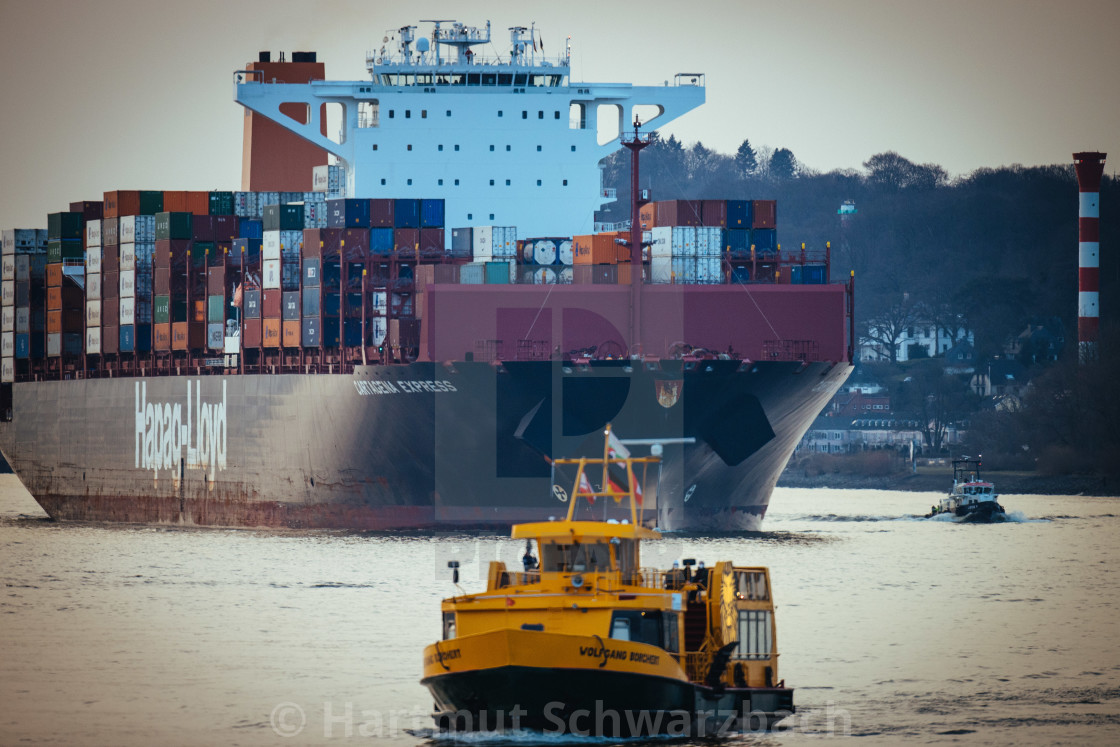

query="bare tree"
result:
[861,294,921,363]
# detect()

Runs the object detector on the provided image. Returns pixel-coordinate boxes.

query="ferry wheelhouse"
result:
[930,456,1007,522]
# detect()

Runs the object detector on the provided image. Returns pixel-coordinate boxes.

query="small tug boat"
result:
[928,456,1007,522]
[420,426,794,737]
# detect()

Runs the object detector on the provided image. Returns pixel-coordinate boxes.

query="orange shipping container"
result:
[638,203,657,229]
[186,191,210,215]
[192,299,205,323]
[47,263,63,287]
[262,318,281,348]
[47,309,62,333]
[47,286,61,310]
[573,234,619,265]
[154,323,172,351]
[163,191,190,213]
[282,320,300,347]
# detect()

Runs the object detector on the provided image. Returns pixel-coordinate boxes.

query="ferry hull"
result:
[0,359,849,531]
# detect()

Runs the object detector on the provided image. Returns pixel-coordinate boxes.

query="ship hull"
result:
[0,359,850,531]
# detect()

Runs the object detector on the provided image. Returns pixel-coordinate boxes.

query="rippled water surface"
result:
[2,477,1117,745]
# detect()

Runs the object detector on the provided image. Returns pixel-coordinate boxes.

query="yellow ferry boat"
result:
[420,426,794,737]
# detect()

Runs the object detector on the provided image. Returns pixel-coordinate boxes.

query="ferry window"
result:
[498,110,503,118]
[505,179,510,186]
[421,110,427,119]
[405,110,411,119]
[446,109,452,116]
[490,145,495,151]
[505,145,511,152]
[663,613,679,653]
[737,610,772,660]
[489,179,495,186]
[482,73,496,85]
[563,180,568,186]
[372,144,378,150]
[538,111,544,119]
[489,213,494,220]
[438,144,443,151]
[536,180,541,186]
[498,73,512,86]
[514,73,527,86]
[454,144,460,151]
[454,179,459,186]
[611,618,631,641]
[443,612,456,640]
[407,144,412,151]
[380,179,386,185]
[467,73,480,86]
[736,571,769,601]
[537,145,542,152]
[407,179,413,185]
[438,179,443,186]
[554,111,560,119]
[450,75,464,86]
[610,611,662,647]
[467,214,472,220]
[571,145,576,151]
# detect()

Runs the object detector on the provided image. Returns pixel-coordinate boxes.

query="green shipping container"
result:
[47,212,82,240]
[209,191,234,216]
[153,295,171,324]
[192,241,214,268]
[138,191,164,215]
[207,295,225,323]
[154,211,192,241]
[484,261,510,285]
[46,239,82,263]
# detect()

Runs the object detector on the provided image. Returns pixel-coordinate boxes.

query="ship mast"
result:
[621,118,653,358]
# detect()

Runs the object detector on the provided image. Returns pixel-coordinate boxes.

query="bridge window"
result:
[388,110,394,119]
[537,180,541,186]
[421,110,427,119]
[514,74,527,86]
[563,180,568,186]
[438,179,443,186]
[506,145,511,152]
[454,145,459,151]
[537,145,542,152]
[505,179,511,186]
[438,144,443,151]
[446,110,451,117]
[380,178,386,185]
[490,145,495,152]
[555,111,560,119]
[405,110,411,119]
[610,610,663,648]
[498,73,512,86]
[538,111,544,119]
[522,111,527,119]
[498,110,503,118]
[737,610,772,660]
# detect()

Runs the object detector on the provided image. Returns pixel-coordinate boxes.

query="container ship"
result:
[0,21,853,531]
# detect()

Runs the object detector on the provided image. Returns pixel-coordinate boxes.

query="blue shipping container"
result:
[753,228,777,255]
[419,199,445,228]
[726,200,751,228]
[394,199,420,228]
[723,228,751,253]
[119,325,135,353]
[730,266,752,284]
[15,333,30,359]
[232,238,262,262]
[789,265,803,284]
[238,218,263,239]
[369,228,394,255]
[327,199,370,229]
[803,264,827,284]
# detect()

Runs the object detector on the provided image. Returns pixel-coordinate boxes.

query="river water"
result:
[1,476,1117,745]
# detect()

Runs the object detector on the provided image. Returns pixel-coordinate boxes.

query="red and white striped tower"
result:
[1074,151,1107,363]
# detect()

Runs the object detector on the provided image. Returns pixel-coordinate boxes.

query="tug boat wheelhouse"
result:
[929,457,1007,522]
[420,427,793,736]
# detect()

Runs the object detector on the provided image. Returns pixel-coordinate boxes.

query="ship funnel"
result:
[1074,151,1107,363]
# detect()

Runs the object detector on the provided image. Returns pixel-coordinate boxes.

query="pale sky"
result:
[0,0,1117,229]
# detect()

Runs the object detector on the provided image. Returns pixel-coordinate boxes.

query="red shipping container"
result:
[155,239,190,268]
[163,191,189,212]
[341,228,369,260]
[101,246,119,274]
[243,318,262,348]
[393,228,419,253]
[191,214,215,241]
[369,198,395,228]
[262,318,281,348]
[103,324,119,354]
[419,228,444,253]
[102,217,119,246]
[208,266,227,295]
[154,323,172,351]
[103,297,119,322]
[103,190,140,218]
[213,215,240,243]
[657,199,701,227]
[701,199,727,227]
[155,268,170,294]
[751,200,777,229]
[102,271,119,299]
[282,320,300,348]
[69,201,103,221]
[171,321,205,350]
[261,289,282,318]
[303,228,342,259]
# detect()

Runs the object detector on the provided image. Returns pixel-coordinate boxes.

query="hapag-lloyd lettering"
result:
[135,380,227,474]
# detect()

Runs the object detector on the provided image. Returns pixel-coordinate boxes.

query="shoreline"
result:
[776,470,1118,497]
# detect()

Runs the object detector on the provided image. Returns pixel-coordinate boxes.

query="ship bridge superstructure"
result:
[234,19,704,239]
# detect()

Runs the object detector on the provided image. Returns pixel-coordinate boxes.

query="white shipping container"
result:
[650,227,673,259]
[86,300,101,327]
[495,227,517,259]
[557,239,574,265]
[697,256,722,283]
[15,254,29,281]
[85,219,101,248]
[263,231,281,262]
[16,306,29,333]
[1,306,12,333]
[86,272,101,300]
[3,228,38,254]
[460,263,485,285]
[120,243,136,272]
[119,296,135,326]
[85,327,101,355]
[1,357,12,383]
[234,191,257,218]
[1,254,13,281]
[370,291,387,311]
[47,333,60,357]
[1,280,13,306]
[0,331,11,357]
[207,323,224,350]
[370,317,387,346]
[471,226,494,261]
[262,259,281,289]
[696,226,722,257]
[671,257,697,284]
[671,226,697,257]
[120,269,135,298]
[118,215,135,244]
[85,246,101,275]
[650,257,672,284]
